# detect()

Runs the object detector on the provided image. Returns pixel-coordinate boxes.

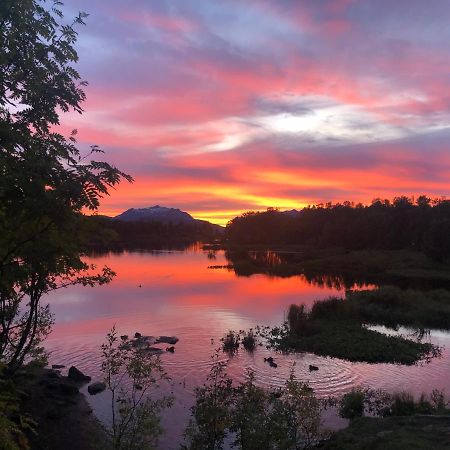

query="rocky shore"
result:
[23,367,108,450]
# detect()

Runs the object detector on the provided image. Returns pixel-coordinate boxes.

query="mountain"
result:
[282,209,301,217]
[114,205,197,224]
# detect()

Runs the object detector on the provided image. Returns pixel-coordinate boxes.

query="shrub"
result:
[339,388,365,419]
[101,327,173,450]
[287,304,311,336]
[241,330,257,351]
[221,331,240,353]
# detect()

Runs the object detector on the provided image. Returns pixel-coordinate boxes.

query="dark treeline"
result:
[225,196,450,262]
[82,215,223,250]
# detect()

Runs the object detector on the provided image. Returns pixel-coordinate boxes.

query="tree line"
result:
[83,215,222,250]
[225,197,450,262]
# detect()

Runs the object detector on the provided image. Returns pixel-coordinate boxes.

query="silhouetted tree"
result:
[225,198,450,261]
[0,0,131,373]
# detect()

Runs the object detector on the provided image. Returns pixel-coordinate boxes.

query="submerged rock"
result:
[88,382,106,395]
[264,357,277,368]
[145,347,164,355]
[68,366,91,383]
[156,336,179,345]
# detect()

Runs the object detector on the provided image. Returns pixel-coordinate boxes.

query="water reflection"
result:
[44,247,450,449]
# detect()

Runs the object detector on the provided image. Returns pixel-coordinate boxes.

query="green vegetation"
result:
[0,0,129,446]
[339,388,366,419]
[225,199,450,263]
[241,330,257,352]
[221,329,258,353]
[101,328,173,450]
[223,248,450,286]
[328,389,450,449]
[257,292,442,364]
[345,287,450,330]
[0,363,36,450]
[183,356,328,450]
[324,415,450,449]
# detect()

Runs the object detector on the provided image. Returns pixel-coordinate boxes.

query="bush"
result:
[221,331,240,353]
[287,304,311,336]
[101,327,173,450]
[241,330,256,351]
[339,388,365,419]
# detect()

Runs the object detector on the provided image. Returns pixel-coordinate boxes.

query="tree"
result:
[101,328,173,450]
[0,0,132,374]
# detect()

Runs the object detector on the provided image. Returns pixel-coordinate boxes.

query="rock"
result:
[145,347,164,355]
[309,365,319,371]
[52,364,65,369]
[132,335,153,347]
[134,332,142,338]
[120,335,128,341]
[47,370,62,379]
[88,382,106,395]
[166,346,175,353]
[68,366,91,383]
[59,381,79,396]
[264,357,277,368]
[156,336,179,345]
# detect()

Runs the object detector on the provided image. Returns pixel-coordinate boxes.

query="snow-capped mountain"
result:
[114,205,196,224]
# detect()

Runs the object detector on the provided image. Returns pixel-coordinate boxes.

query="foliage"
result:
[0,364,36,450]
[183,359,328,450]
[183,352,233,450]
[324,415,450,449]
[339,388,366,419]
[225,198,450,262]
[101,327,172,450]
[84,215,222,250]
[338,387,449,420]
[0,0,131,374]
[254,294,441,364]
[221,331,240,353]
[241,330,256,352]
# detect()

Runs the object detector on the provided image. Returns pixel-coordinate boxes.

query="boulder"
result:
[88,382,106,395]
[68,366,91,383]
[145,347,164,355]
[264,357,277,368]
[156,336,179,345]
[132,335,154,347]
[47,370,62,379]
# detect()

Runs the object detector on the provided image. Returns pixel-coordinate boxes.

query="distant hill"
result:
[114,205,196,224]
[84,205,223,250]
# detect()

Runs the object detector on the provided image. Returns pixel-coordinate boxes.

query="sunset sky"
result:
[64,0,450,225]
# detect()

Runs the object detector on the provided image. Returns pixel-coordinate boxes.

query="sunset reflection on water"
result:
[44,248,450,449]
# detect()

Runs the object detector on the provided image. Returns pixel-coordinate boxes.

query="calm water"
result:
[44,247,450,449]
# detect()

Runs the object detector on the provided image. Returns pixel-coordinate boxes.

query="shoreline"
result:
[23,368,108,450]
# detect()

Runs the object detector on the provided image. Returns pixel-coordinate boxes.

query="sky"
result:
[63,0,450,225]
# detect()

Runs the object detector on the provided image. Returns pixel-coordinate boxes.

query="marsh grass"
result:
[257,288,446,364]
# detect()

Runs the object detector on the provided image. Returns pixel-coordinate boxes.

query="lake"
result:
[44,246,450,449]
